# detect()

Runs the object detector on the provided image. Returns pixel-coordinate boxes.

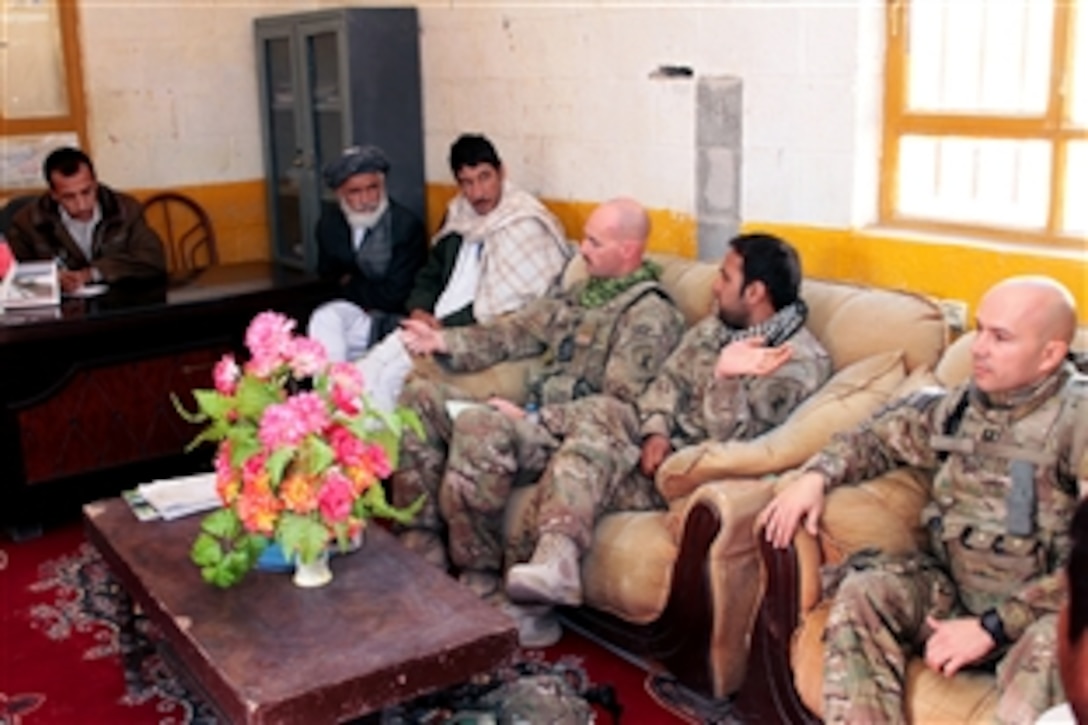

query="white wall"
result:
[77,0,883,227]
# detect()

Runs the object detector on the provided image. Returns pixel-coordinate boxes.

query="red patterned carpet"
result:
[1,520,693,724]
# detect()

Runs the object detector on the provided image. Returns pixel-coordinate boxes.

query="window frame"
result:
[0,0,88,183]
[880,0,1086,250]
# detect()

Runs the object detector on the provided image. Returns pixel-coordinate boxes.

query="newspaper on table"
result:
[135,471,220,521]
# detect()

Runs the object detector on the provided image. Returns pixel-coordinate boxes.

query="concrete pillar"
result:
[696,76,742,261]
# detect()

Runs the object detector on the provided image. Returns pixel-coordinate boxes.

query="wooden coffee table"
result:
[84,498,518,724]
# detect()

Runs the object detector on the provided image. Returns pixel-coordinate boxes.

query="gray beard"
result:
[341,195,389,230]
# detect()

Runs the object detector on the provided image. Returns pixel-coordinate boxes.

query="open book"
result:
[3,260,60,310]
[135,471,220,521]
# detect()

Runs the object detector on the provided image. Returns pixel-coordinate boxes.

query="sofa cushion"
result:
[656,350,907,500]
[581,509,677,623]
[802,280,946,373]
[818,467,931,566]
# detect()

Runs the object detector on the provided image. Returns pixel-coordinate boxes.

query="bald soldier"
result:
[394,198,685,646]
[760,276,1088,723]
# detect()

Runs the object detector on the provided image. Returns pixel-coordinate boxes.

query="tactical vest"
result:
[924,367,1088,613]
[528,279,669,407]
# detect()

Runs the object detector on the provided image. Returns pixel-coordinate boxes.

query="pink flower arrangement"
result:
[175,311,421,587]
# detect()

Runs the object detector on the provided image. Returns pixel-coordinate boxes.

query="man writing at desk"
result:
[8,146,166,293]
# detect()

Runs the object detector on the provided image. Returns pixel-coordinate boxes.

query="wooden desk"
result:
[84,498,518,724]
[1,262,332,530]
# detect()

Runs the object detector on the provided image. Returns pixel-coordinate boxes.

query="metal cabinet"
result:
[255,8,424,269]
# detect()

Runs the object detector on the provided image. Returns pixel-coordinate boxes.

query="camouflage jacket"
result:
[806,362,1088,641]
[638,315,832,447]
[439,278,685,409]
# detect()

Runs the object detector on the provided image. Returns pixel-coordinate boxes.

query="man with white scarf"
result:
[356,134,572,412]
[307,145,427,362]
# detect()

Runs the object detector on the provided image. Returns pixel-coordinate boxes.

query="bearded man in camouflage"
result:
[760,276,1087,723]
[393,198,685,644]
[503,233,831,638]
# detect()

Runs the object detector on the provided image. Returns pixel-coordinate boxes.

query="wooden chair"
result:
[141,192,219,272]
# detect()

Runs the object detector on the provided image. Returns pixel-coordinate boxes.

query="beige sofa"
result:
[412,252,948,699]
[739,327,1088,723]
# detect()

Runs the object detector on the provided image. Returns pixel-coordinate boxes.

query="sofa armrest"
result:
[665,478,779,696]
[734,466,934,721]
[732,533,822,723]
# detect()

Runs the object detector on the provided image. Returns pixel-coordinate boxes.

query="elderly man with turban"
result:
[307,145,427,362]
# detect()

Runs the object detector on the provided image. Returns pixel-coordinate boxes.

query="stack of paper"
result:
[136,472,220,521]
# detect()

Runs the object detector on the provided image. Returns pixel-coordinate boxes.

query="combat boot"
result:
[497,599,562,648]
[398,529,449,571]
[505,532,583,606]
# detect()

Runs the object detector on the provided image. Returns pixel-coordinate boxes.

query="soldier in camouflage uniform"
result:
[392,198,685,643]
[504,233,832,615]
[760,276,1088,723]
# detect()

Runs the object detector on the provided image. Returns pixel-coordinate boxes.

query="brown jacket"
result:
[8,185,166,282]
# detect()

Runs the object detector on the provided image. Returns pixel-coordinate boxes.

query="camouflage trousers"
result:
[505,395,666,566]
[391,376,557,573]
[823,551,1063,724]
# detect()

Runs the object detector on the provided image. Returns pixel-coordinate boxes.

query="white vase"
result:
[292,549,332,588]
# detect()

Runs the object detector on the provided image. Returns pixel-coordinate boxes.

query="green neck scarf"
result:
[579,260,662,308]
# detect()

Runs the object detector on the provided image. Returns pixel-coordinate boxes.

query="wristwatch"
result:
[980,608,1010,647]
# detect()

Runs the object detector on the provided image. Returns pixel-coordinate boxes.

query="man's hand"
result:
[756,470,828,548]
[409,309,441,330]
[715,337,793,379]
[486,397,525,420]
[640,434,672,477]
[923,615,996,677]
[401,319,448,355]
[58,267,92,293]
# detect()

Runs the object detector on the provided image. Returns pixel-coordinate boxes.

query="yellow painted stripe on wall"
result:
[746,222,1088,325]
[133,180,271,265]
[141,179,1085,323]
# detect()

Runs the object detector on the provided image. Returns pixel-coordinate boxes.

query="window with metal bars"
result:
[881,0,1086,250]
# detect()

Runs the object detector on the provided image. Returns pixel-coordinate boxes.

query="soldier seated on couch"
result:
[392,197,686,647]
[503,232,832,641]
[761,275,1086,724]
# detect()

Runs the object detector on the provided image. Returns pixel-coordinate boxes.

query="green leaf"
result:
[194,389,234,420]
[171,392,208,423]
[302,436,335,476]
[227,426,261,467]
[278,513,328,564]
[185,421,231,451]
[360,483,423,525]
[191,532,224,567]
[200,508,240,539]
[210,564,237,588]
[265,446,295,486]
[235,375,281,419]
[399,407,424,439]
[245,534,271,559]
